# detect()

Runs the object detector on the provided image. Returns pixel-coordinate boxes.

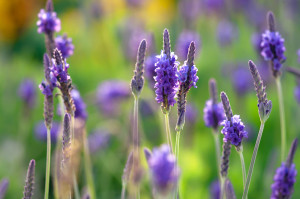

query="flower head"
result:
[148,144,180,195]
[18,79,36,108]
[55,34,74,59]
[71,89,87,120]
[175,30,201,61]
[221,115,248,146]
[39,81,53,96]
[231,64,252,96]
[37,9,61,34]
[51,51,70,84]
[177,63,199,89]
[203,100,225,129]
[260,30,286,72]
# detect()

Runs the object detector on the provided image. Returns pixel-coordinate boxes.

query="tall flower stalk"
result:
[154,29,180,152]
[242,61,272,199]
[22,160,36,199]
[203,78,225,183]
[175,41,198,196]
[130,39,147,199]
[260,11,286,161]
[121,152,134,199]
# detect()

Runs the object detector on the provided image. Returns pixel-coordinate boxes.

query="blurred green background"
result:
[0,0,300,198]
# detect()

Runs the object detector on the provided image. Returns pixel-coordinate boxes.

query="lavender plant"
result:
[261,11,286,161]
[242,60,272,199]
[271,139,298,199]
[22,159,35,199]
[203,79,225,183]
[55,33,74,59]
[220,92,248,195]
[154,29,179,151]
[130,39,147,198]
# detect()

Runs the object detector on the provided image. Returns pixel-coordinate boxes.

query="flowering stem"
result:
[213,131,221,181]
[164,113,173,153]
[73,174,80,199]
[242,122,265,199]
[238,149,246,189]
[83,128,96,199]
[133,97,141,199]
[275,78,286,161]
[121,183,126,199]
[44,127,51,199]
[174,130,181,199]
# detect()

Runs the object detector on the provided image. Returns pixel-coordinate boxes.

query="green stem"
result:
[133,97,140,198]
[44,128,51,199]
[174,131,181,199]
[242,122,265,199]
[73,174,80,199]
[238,149,246,189]
[164,113,173,153]
[213,131,221,181]
[83,128,96,199]
[121,183,126,199]
[275,78,286,161]
[220,176,226,199]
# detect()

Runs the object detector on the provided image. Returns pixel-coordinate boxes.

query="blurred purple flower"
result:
[186,103,198,125]
[179,0,201,24]
[88,129,110,154]
[34,121,60,143]
[210,180,220,199]
[216,20,238,47]
[148,144,180,195]
[176,30,201,61]
[55,34,74,59]
[231,64,252,96]
[145,54,157,89]
[18,79,36,109]
[203,100,225,129]
[221,115,248,146]
[297,49,300,63]
[0,178,9,199]
[126,0,145,7]
[203,0,224,13]
[251,32,263,54]
[294,81,300,104]
[96,80,131,117]
[71,89,87,120]
[140,99,155,117]
[37,9,61,34]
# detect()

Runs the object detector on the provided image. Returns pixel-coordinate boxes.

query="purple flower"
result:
[18,79,36,108]
[154,51,179,108]
[55,34,74,59]
[88,129,110,154]
[34,121,60,143]
[37,9,61,34]
[203,100,225,129]
[294,81,300,104]
[148,144,180,195]
[261,30,286,72]
[210,180,220,199]
[271,163,297,199]
[145,54,157,89]
[50,58,70,84]
[177,62,199,89]
[186,103,198,125]
[203,0,224,13]
[216,20,238,47]
[175,30,201,61]
[96,80,131,117]
[231,64,252,96]
[297,49,300,63]
[221,115,248,146]
[179,0,201,23]
[71,89,87,120]
[39,81,53,96]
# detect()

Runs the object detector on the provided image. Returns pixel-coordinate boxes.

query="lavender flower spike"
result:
[176,42,198,131]
[203,79,225,130]
[18,79,36,109]
[248,60,272,122]
[271,139,298,199]
[55,34,75,59]
[261,11,286,77]
[225,179,236,199]
[22,159,35,199]
[37,1,61,34]
[154,29,180,113]
[61,114,71,171]
[131,39,147,97]
[148,144,180,196]
[0,178,9,199]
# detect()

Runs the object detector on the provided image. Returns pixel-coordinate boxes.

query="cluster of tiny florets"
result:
[37,9,61,34]
[260,30,286,71]
[177,63,199,89]
[50,59,70,84]
[221,115,248,146]
[203,100,225,129]
[55,35,74,58]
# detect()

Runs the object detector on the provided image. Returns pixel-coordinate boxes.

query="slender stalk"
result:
[164,113,173,153]
[73,174,80,199]
[133,97,140,199]
[83,128,96,199]
[44,128,51,199]
[220,176,225,199]
[275,78,286,161]
[121,183,126,199]
[242,122,265,199]
[213,131,221,181]
[238,150,246,188]
[174,131,181,198]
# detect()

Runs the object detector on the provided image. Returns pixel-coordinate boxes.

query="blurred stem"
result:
[275,78,286,161]
[44,127,51,199]
[73,174,80,199]
[174,130,181,199]
[213,131,221,182]
[220,176,225,199]
[164,113,173,153]
[121,183,126,199]
[83,128,96,199]
[242,122,265,199]
[133,97,140,198]
[238,149,246,189]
